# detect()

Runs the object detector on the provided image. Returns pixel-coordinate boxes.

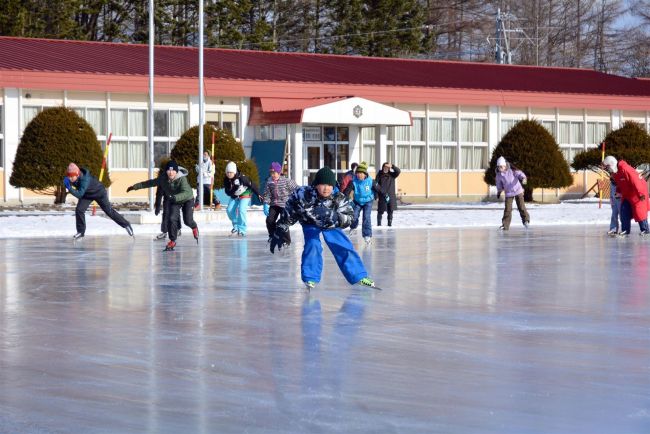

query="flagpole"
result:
[148,0,155,211]
[198,0,205,211]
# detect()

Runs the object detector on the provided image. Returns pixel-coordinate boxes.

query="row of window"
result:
[21,106,239,169]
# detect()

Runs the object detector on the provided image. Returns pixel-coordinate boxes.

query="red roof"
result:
[1,36,649,99]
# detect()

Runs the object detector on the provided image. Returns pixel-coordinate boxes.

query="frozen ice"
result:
[1,225,649,433]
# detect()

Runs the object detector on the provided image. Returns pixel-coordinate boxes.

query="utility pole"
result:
[494,8,512,64]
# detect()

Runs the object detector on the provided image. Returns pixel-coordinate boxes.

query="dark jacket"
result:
[223,172,260,199]
[278,186,354,231]
[67,168,106,200]
[376,165,401,212]
[131,166,194,204]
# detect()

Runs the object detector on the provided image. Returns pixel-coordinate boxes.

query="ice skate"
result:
[237,231,246,238]
[498,225,508,231]
[304,281,316,290]
[230,228,237,236]
[163,240,176,251]
[357,277,375,288]
[73,232,84,240]
[126,225,134,238]
[364,236,372,245]
[617,231,630,238]
[607,229,618,237]
[640,231,650,238]
[155,232,167,240]
[192,227,199,243]
[348,228,357,236]
[523,222,529,229]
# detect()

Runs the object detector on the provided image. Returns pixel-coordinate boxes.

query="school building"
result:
[1,36,649,204]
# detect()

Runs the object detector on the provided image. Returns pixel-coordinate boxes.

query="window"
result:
[500,119,521,138]
[255,124,288,141]
[110,108,146,169]
[153,110,187,166]
[361,127,375,165]
[302,126,321,141]
[389,118,425,170]
[428,117,457,170]
[73,107,106,135]
[207,112,240,138]
[460,118,488,170]
[558,121,585,167]
[541,120,556,139]
[22,106,42,131]
[586,122,609,144]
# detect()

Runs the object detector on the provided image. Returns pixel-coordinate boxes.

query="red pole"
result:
[93,133,112,216]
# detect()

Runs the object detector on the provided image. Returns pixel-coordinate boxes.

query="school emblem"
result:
[353,105,363,118]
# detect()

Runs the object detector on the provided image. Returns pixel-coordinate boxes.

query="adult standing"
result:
[195,150,214,208]
[64,163,133,239]
[602,155,649,236]
[375,162,400,226]
[262,162,298,242]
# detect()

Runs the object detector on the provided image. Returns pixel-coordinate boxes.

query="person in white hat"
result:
[495,156,530,231]
[223,161,261,237]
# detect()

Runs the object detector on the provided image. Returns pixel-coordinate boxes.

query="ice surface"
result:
[1,226,649,433]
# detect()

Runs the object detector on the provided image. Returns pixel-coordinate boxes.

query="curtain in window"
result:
[363,144,375,165]
[474,119,486,142]
[154,141,169,167]
[73,107,84,118]
[111,140,128,168]
[0,138,3,168]
[473,147,487,169]
[442,119,456,141]
[442,146,456,169]
[86,108,105,135]
[273,125,287,140]
[111,109,128,136]
[500,119,517,139]
[362,127,375,141]
[395,126,409,142]
[129,141,146,168]
[22,107,40,131]
[461,146,472,170]
[411,119,424,141]
[570,122,583,144]
[460,119,472,142]
[429,118,441,142]
[257,126,271,140]
[558,122,570,144]
[411,145,424,169]
[387,144,394,163]
[542,121,556,139]
[222,112,238,137]
[429,146,441,169]
[170,111,186,137]
[396,145,409,169]
[129,110,146,137]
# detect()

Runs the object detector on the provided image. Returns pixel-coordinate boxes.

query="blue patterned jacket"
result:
[278,186,354,231]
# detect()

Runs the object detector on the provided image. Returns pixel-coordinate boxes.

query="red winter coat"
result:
[612,160,650,222]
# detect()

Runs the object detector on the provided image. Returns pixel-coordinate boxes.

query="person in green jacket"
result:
[127,160,199,251]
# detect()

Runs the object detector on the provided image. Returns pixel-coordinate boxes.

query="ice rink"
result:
[1,225,649,433]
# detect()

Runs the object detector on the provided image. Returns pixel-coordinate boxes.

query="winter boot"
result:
[387,216,392,227]
[192,226,199,243]
[377,215,382,226]
[163,240,176,251]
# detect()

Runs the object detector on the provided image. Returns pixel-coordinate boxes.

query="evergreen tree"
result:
[572,121,650,173]
[10,107,108,202]
[171,125,259,190]
[484,119,572,201]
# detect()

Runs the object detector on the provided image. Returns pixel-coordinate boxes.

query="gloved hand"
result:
[497,191,502,199]
[521,178,527,185]
[63,178,71,191]
[385,195,390,204]
[641,195,646,201]
[269,227,290,254]
[154,204,161,216]
[167,194,176,204]
[263,203,270,216]
[126,185,134,192]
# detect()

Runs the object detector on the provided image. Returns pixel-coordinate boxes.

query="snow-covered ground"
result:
[0,199,614,238]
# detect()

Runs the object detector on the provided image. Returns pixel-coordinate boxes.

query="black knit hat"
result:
[165,160,179,172]
[312,166,337,187]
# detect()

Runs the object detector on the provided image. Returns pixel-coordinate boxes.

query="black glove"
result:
[270,227,290,254]
[497,192,501,199]
[154,204,161,216]
[126,185,134,193]
[167,195,176,204]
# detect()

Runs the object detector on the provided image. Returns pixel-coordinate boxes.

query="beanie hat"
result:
[270,162,282,173]
[312,166,337,187]
[67,163,80,177]
[225,161,237,174]
[165,160,179,172]
[603,155,618,173]
[496,156,507,167]
[356,161,368,174]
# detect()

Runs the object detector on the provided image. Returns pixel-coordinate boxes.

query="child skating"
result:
[343,161,386,244]
[269,166,376,290]
[223,161,261,237]
[495,156,530,230]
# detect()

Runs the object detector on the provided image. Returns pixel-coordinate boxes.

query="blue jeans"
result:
[301,225,368,285]
[609,184,620,231]
[619,200,649,233]
[226,197,251,234]
[351,201,373,238]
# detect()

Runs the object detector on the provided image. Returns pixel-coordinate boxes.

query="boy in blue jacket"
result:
[269,166,375,290]
[343,161,386,244]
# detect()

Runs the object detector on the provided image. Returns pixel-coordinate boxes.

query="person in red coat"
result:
[602,155,650,237]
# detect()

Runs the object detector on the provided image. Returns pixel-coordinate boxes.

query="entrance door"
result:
[306,144,322,186]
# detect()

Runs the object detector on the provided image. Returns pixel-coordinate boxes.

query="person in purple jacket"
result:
[495,156,530,230]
